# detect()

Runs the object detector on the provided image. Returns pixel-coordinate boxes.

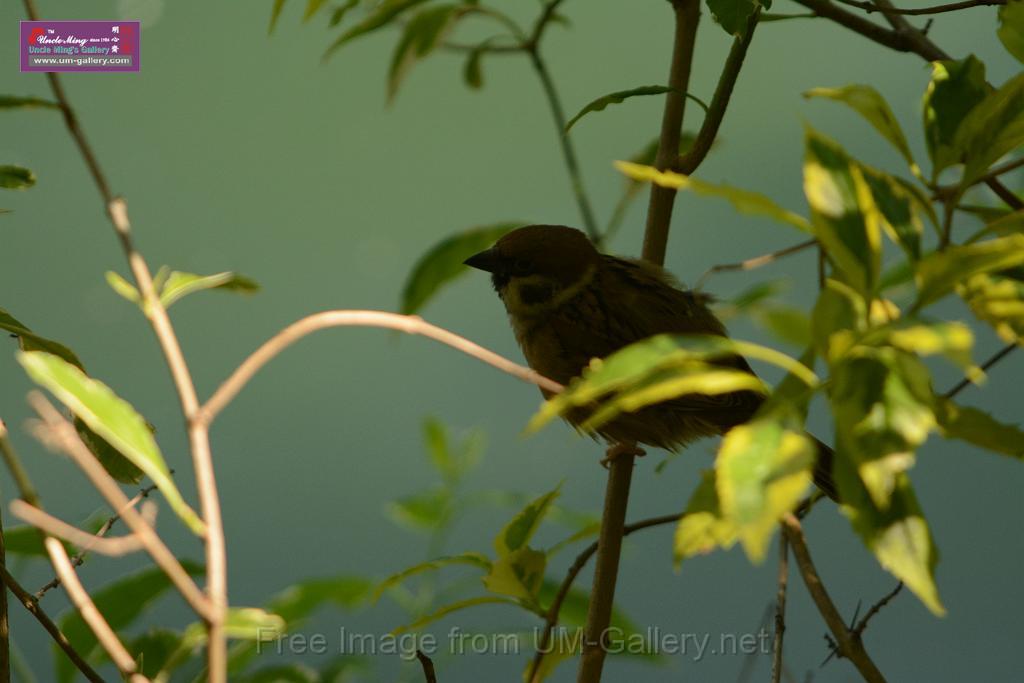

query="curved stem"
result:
[833,0,1005,16]
[200,310,562,425]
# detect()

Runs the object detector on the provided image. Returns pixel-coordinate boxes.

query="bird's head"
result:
[464,225,600,317]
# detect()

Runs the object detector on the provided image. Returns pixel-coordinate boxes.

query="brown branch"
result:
[853,582,904,637]
[790,0,917,52]
[10,500,148,557]
[415,649,438,683]
[528,512,683,682]
[199,310,562,425]
[771,530,789,683]
[676,7,761,175]
[781,514,888,683]
[29,394,213,620]
[696,238,817,288]
[833,0,1005,15]
[0,564,105,683]
[44,538,149,682]
[0,498,8,683]
[942,343,1018,399]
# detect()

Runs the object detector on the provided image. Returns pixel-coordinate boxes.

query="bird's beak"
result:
[463,247,499,273]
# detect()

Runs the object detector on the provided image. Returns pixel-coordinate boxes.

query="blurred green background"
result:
[1,0,1021,680]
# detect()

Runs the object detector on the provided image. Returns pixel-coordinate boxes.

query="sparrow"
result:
[464,224,837,499]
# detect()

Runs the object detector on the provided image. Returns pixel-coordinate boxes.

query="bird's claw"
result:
[600,443,646,468]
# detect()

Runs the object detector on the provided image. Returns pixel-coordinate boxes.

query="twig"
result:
[527,0,569,48]
[29,394,213,620]
[853,582,904,637]
[20,0,230,675]
[771,530,790,683]
[833,0,1005,15]
[781,514,888,683]
[0,494,9,683]
[934,156,1024,201]
[0,564,105,683]
[942,343,1018,399]
[640,0,701,267]
[10,500,148,557]
[36,482,159,599]
[676,7,761,175]
[415,649,438,683]
[0,420,40,507]
[791,0,917,52]
[199,310,562,425]
[696,238,817,288]
[528,512,682,682]
[44,538,149,682]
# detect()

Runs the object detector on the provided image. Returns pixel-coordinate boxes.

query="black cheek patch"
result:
[519,283,554,306]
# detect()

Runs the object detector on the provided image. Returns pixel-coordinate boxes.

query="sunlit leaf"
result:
[401,222,519,314]
[958,271,1024,343]
[566,86,706,132]
[388,4,464,101]
[18,351,205,535]
[859,165,922,260]
[837,464,944,615]
[325,0,431,58]
[913,234,1024,310]
[716,418,813,562]
[923,56,988,180]
[105,270,141,305]
[804,84,917,175]
[56,562,203,683]
[0,165,35,189]
[934,398,1024,459]
[0,95,59,109]
[615,161,812,234]
[863,320,976,372]
[494,486,559,557]
[811,278,866,362]
[74,416,144,484]
[482,546,546,600]
[953,71,1024,186]
[159,270,259,308]
[999,0,1024,63]
[674,470,738,565]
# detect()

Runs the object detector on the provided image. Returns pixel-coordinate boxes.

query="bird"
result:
[463,224,837,500]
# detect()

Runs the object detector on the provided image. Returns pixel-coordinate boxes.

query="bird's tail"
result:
[810,435,839,502]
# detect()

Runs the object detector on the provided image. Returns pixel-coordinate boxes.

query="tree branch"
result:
[833,0,1005,16]
[415,649,438,683]
[781,514,888,683]
[696,238,817,288]
[942,342,1018,399]
[199,310,562,425]
[10,500,148,557]
[676,7,761,175]
[771,529,789,683]
[852,582,903,637]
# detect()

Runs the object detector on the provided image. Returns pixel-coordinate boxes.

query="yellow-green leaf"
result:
[0,165,35,189]
[674,471,738,565]
[159,270,259,308]
[387,4,463,101]
[953,71,1024,187]
[482,546,546,600]
[17,351,205,535]
[325,0,432,58]
[922,56,988,180]
[566,86,706,132]
[934,398,1024,458]
[958,271,1024,343]
[914,234,1024,311]
[494,486,560,557]
[373,553,491,603]
[999,0,1024,63]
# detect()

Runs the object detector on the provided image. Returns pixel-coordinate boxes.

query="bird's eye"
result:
[511,258,531,275]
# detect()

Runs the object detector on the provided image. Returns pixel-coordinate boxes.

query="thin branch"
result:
[676,7,761,175]
[771,530,789,683]
[29,394,213,620]
[199,310,562,425]
[833,0,1005,15]
[0,420,40,507]
[44,538,148,682]
[781,514,887,683]
[0,497,9,683]
[415,649,438,683]
[853,582,904,637]
[37,482,159,599]
[528,512,682,682]
[942,343,1018,399]
[790,0,917,52]
[0,564,105,683]
[934,156,1024,200]
[696,238,817,288]
[10,500,148,557]
[20,0,230,675]
[527,0,569,48]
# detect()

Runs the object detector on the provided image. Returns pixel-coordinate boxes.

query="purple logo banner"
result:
[20,20,140,73]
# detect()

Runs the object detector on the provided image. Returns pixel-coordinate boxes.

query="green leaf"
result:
[922,56,988,180]
[3,525,49,557]
[953,72,1024,186]
[615,161,812,234]
[325,0,432,58]
[222,608,286,640]
[238,665,317,683]
[865,321,975,371]
[401,222,519,314]
[913,234,1024,310]
[392,596,528,634]
[387,5,464,101]
[754,305,812,348]
[303,0,329,21]
[269,0,288,33]
[0,95,59,110]
[999,0,1024,63]
[803,128,882,297]
[811,278,867,362]
[837,465,944,615]
[74,416,144,484]
[0,307,85,370]
[105,270,141,305]
[329,0,360,27]
[716,418,814,562]
[0,165,35,189]
[859,166,922,261]
[386,488,451,531]
[934,398,1024,458]
[463,42,485,89]
[958,271,1024,343]
[706,0,763,36]
[966,208,1024,244]
[482,546,546,600]
[804,85,917,176]
[674,470,738,565]
[566,86,707,132]
[373,553,491,602]
[18,351,205,535]
[423,417,483,482]
[494,486,560,557]
[159,270,259,308]
[126,629,182,677]
[56,561,203,683]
